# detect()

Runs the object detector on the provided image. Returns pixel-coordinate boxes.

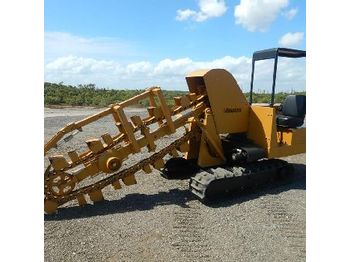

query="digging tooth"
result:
[68,151,80,163]
[187,92,197,101]
[170,149,179,157]
[88,190,104,203]
[86,139,104,153]
[112,180,122,190]
[122,174,137,186]
[147,106,162,119]
[101,133,114,145]
[142,164,153,174]
[130,115,143,128]
[173,97,182,107]
[141,126,156,152]
[153,158,165,170]
[76,194,87,206]
[49,155,70,170]
[147,106,156,117]
[180,95,191,107]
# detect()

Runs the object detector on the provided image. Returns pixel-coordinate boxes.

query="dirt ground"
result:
[44,107,306,262]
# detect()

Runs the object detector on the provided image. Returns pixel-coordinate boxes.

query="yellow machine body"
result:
[185,69,306,160]
[186,69,250,134]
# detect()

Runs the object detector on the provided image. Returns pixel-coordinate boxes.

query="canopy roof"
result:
[252,48,306,61]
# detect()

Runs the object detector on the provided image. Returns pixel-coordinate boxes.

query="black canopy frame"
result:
[249,48,306,105]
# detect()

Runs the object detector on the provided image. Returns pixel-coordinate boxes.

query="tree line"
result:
[44,82,306,107]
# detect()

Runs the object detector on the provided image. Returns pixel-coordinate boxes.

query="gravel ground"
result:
[44,107,306,262]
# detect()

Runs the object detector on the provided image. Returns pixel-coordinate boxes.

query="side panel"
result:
[270,128,306,157]
[247,105,306,158]
[247,106,278,155]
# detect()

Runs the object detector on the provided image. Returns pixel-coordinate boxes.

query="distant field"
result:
[44,82,306,107]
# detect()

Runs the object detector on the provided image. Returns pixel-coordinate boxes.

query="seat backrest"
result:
[282,95,306,117]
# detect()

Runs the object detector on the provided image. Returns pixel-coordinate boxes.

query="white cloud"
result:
[176,9,198,21]
[234,0,289,32]
[283,8,298,20]
[278,32,304,47]
[45,55,305,92]
[45,32,139,62]
[253,57,305,92]
[176,0,227,22]
[126,61,152,74]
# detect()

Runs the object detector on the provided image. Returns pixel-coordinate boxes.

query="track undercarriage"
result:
[161,143,293,202]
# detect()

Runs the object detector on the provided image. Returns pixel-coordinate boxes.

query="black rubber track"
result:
[189,159,290,201]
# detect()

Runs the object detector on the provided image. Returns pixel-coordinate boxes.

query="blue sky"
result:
[45,0,306,91]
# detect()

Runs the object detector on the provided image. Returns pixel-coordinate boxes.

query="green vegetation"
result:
[44,82,187,107]
[246,91,306,104]
[44,82,305,107]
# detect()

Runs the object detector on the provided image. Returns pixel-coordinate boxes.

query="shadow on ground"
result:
[45,164,305,221]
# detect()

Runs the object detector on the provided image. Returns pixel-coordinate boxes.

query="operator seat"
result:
[276,95,306,128]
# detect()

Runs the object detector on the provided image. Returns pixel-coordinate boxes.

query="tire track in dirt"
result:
[261,195,305,261]
[171,182,210,262]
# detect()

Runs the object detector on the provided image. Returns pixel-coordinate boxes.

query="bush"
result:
[44,82,305,107]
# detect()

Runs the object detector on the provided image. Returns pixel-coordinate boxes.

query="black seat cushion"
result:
[276,115,304,128]
[277,95,306,128]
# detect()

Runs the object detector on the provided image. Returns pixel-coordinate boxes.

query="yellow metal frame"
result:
[247,105,306,158]
[196,109,226,167]
[44,86,208,205]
